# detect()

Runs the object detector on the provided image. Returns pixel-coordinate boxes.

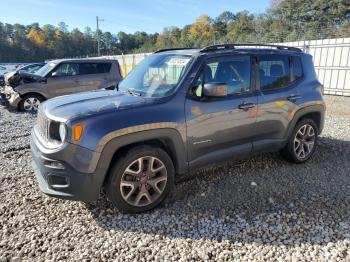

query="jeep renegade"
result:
[30,44,325,213]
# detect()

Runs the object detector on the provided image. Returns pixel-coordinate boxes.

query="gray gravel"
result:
[1,96,350,261]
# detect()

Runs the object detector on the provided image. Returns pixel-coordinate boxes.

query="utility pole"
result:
[96,16,104,56]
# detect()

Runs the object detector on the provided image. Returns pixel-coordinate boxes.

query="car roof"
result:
[47,58,118,64]
[155,45,305,57]
[21,63,46,67]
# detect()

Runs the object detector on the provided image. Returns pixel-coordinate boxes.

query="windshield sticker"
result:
[166,58,190,66]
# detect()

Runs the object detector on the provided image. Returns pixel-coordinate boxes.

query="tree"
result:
[226,11,256,43]
[156,27,181,49]
[189,15,214,46]
[213,11,236,40]
[58,22,68,33]
[28,28,45,46]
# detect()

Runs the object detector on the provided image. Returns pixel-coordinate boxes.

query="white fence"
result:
[103,37,350,96]
[275,38,350,96]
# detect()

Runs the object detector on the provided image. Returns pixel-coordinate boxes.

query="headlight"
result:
[59,123,67,142]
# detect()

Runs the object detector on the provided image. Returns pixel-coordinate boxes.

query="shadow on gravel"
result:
[87,136,350,244]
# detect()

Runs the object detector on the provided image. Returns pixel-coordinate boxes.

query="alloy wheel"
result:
[294,124,315,160]
[23,97,40,111]
[120,156,168,207]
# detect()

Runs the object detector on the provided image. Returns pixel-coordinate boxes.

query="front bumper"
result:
[8,92,21,108]
[1,86,21,108]
[30,129,107,202]
[0,92,8,106]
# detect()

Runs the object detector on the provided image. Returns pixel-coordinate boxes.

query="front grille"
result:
[37,107,50,142]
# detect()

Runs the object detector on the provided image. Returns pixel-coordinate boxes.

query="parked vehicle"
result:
[30,44,325,213]
[0,66,5,86]
[0,65,10,87]
[3,59,122,111]
[3,63,46,89]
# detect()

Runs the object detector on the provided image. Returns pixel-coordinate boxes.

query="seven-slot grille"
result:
[37,107,50,142]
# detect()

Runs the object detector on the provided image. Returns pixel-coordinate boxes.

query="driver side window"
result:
[192,56,251,98]
[52,63,79,77]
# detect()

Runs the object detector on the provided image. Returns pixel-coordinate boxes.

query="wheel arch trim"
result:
[95,122,178,152]
[285,103,325,141]
[95,124,188,179]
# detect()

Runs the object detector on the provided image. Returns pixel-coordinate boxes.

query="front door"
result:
[47,63,81,97]
[185,55,258,169]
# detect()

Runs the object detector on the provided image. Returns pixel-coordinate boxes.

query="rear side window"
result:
[292,56,303,80]
[79,63,111,75]
[258,55,291,91]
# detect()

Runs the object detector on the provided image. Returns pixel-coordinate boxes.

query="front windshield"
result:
[118,54,192,97]
[34,62,56,77]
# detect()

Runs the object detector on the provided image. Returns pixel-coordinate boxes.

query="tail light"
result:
[118,64,123,78]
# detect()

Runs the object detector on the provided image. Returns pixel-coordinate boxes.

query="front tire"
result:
[19,94,44,112]
[280,118,318,163]
[106,146,175,213]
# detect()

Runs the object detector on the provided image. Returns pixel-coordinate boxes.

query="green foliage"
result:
[0,0,349,62]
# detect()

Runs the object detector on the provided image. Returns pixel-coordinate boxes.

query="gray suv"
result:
[30,44,326,213]
[2,58,122,111]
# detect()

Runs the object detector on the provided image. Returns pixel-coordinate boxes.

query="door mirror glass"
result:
[203,83,228,97]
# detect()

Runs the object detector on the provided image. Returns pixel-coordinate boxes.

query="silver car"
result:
[3,58,122,111]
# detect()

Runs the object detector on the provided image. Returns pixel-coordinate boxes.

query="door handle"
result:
[287,94,302,101]
[238,102,256,110]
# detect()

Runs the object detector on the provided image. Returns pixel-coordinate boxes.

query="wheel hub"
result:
[120,156,168,207]
[140,175,148,184]
[293,124,315,160]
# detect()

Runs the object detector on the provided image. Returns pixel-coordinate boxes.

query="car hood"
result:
[42,89,148,122]
[4,71,16,83]
[5,71,41,87]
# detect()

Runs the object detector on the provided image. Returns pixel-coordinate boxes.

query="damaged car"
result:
[4,63,46,87]
[0,65,11,87]
[3,59,122,112]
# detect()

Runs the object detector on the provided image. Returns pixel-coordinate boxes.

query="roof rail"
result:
[154,47,196,53]
[200,44,302,52]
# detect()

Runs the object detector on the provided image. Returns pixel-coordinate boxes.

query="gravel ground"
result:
[1,95,350,261]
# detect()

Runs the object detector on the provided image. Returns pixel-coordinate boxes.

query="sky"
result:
[1,0,270,34]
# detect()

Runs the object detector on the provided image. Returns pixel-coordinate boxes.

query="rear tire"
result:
[106,145,175,213]
[19,94,44,112]
[280,118,318,163]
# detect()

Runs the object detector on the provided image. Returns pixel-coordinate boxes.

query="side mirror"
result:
[203,83,228,98]
[51,72,58,77]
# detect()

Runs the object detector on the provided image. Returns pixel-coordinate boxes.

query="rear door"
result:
[78,62,112,91]
[46,63,80,97]
[253,54,303,152]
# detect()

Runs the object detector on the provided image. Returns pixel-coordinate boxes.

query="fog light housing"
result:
[47,174,69,188]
